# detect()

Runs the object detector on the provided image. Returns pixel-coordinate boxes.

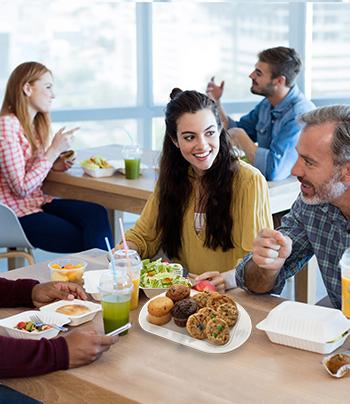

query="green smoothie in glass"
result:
[99,269,133,335]
[122,145,142,179]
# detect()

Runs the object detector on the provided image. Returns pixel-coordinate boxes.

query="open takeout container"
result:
[40,299,101,326]
[256,301,350,354]
[0,310,70,340]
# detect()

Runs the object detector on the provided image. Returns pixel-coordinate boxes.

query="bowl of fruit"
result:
[48,258,87,285]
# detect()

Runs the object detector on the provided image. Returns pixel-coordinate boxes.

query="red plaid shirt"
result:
[0,114,53,217]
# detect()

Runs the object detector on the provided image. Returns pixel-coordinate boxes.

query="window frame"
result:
[48,2,350,150]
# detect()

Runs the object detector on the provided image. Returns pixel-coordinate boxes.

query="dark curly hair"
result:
[156,89,240,259]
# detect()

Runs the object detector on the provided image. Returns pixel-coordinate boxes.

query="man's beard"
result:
[299,169,349,205]
[250,81,275,97]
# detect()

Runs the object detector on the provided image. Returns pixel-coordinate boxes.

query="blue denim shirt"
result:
[228,85,315,181]
[236,196,350,309]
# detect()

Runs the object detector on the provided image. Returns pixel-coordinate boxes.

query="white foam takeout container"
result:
[256,301,350,354]
[40,299,101,326]
[83,269,110,301]
[0,310,70,340]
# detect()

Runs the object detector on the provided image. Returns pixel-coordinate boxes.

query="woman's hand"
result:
[51,155,75,172]
[189,271,226,294]
[46,126,80,163]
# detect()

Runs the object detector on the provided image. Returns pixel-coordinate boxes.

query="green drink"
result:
[102,295,130,335]
[122,145,142,180]
[124,158,141,179]
[99,269,133,336]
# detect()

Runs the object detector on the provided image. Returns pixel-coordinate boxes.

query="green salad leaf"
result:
[140,258,190,288]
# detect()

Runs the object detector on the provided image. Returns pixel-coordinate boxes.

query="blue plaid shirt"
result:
[228,85,315,181]
[236,195,350,309]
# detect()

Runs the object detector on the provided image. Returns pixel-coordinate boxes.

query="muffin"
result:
[147,296,174,326]
[166,284,191,303]
[171,298,198,327]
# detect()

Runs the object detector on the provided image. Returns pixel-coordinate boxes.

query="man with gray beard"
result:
[235,105,350,309]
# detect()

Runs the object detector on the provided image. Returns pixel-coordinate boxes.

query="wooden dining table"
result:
[0,248,348,404]
[43,144,300,216]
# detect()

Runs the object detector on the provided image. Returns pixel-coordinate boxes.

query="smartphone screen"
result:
[106,322,132,336]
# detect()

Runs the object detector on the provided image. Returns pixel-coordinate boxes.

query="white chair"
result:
[0,202,35,269]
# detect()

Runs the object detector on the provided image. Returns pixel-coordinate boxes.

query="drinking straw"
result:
[119,218,129,250]
[105,237,117,281]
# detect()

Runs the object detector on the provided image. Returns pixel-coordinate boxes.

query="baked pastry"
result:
[216,303,239,328]
[206,317,230,345]
[171,298,198,327]
[166,284,191,302]
[186,307,218,340]
[207,293,237,311]
[147,312,172,326]
[147,296,174,326]
[192,290,219,309]
[56,304,90,316]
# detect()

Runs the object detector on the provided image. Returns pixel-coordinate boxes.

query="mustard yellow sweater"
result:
[125,161,273,275]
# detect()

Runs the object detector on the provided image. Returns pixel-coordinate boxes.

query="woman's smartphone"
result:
[106,322,132,336]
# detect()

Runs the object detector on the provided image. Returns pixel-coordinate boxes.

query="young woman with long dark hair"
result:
[119,89,272,292]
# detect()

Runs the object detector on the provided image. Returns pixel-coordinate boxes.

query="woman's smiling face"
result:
[174,108,220,175]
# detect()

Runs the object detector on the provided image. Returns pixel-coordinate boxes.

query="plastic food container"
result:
[83,269,110,300]
[0,310,70,340]
[40,299,101,326]
[256,301,350,354]
[48,258,87,285]
[82,167,115,178]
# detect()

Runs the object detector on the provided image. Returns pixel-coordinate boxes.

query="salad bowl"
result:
[140,259,190,299]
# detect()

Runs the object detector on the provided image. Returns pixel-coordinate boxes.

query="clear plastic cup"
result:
[99,269,133,335]
[122,145,142,179]
[340,248,350,318]
[112,249,142,310]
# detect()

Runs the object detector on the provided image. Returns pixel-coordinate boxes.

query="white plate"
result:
[0,310,70,340]
[138,292,252,354]
[40,299,102,326]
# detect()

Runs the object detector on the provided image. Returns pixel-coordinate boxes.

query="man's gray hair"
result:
[300,105,350,164]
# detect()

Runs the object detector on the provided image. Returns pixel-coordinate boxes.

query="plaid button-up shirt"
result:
[236,195,350,309]
[0,114,53,217]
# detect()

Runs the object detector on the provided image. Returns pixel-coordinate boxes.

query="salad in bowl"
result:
[140,258,191,298]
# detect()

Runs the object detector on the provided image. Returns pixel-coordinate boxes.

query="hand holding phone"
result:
[106,322,132,336]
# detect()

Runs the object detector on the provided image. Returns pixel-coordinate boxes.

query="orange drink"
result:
[340,248,350,318]
[131,278,140,310]
[342,276,350,318]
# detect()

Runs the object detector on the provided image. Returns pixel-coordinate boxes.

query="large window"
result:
[312,3,350,97]
[153,3,289,104]
[0,1,349,151]
[0,1,137,108]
